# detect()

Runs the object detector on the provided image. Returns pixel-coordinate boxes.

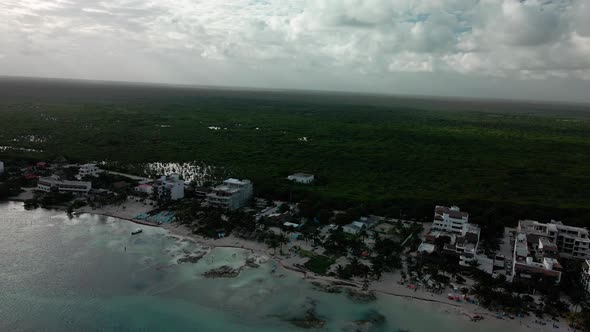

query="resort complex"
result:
[517,219,590,260]
[419,206,481,267]
[416,205,590,290]
[512,232,563,284]
[37,175,92,194]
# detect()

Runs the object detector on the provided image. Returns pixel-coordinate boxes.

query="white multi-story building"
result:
[432,206,469,235]
[582,260,590,294]
[153,174,184,201]
[512,232,562,284]
[0,161,4,175]
[421,206,481,268]
[37,175,92,194]
[456,224,481,266]
[206,178,253,210]
[77,163,101,179]
[287,173,315,184]
[518,219,590,260]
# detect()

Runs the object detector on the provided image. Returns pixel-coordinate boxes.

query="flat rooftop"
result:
[223,178,251,185]
[211,185,241,193]
[290,173,314,177]
[520,219,588,236]
[435,205,468,219]
[539,237,558,250]
[515,233,529,258]
[514,262,561,278]
[418,243,435,254]
[39,176,90,186]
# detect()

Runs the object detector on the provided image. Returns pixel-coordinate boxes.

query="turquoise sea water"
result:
[0,202,498,332]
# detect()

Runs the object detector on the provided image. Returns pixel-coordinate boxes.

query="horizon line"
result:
[1,74,589,108]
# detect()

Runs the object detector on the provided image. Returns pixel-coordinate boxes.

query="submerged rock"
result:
[287,298,326,329]
[202,265,242,278]
[288,310,326,329]
[346,289,377,303]
[245,257,260,268]
[355,309,386,325]
[177,252,206,264]
[311,281,343,294]
[343,310,386,332]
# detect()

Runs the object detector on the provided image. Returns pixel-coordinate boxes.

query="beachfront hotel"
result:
[419,206,481,268]
[517,219,590,260]
[509,219,590,285]
[431,205,470,235]
[512,232,562,284]
[206,178,253,210]
[37,175,92,194]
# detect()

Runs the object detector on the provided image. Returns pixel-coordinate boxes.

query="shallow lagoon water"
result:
[0,202,498,332]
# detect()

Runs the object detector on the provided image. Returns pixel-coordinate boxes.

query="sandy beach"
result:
[70,200,570,332]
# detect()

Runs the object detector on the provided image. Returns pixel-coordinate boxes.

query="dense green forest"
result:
[1,82,589,225]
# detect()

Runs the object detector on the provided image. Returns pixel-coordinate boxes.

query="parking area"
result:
[495,227,516,280]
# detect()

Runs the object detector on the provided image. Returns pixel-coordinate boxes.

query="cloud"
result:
[1,0,590,101]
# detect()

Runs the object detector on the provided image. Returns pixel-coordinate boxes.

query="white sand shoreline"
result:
[41,200,572,332]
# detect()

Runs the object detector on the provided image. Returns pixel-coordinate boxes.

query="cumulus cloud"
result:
[1,0,590,101]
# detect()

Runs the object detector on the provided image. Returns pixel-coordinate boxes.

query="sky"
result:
[1,0,590,103]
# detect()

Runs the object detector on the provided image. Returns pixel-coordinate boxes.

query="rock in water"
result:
[355,309,386,325]
[310,281,343,294]
[343,310,386,332]
[245,257,260,268]
[283,297,326,329]
[288,309,326,329]
[177,252,206,264]
[202,265,242,278]
[346,289,377,303]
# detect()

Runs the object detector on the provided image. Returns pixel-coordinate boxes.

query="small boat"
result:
[131,229,143,235]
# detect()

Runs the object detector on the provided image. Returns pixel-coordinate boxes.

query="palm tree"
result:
[278,232,289,255]
[336,264,346,278]
[444,260,459,280]
[371,260,384,280]
[470,282,493,308]
[371,232,382,243]
[571,291,587,313]
[268,237,280,255]
[359,229,368,242]
[467,259,481,269]
[300,231,309,245]
[310,229,321,247]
